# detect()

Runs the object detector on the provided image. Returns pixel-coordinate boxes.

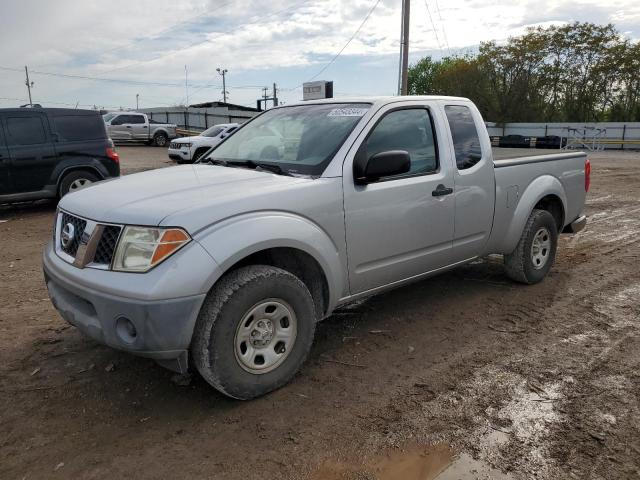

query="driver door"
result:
[343,103,456,294]
[108,114,131,140]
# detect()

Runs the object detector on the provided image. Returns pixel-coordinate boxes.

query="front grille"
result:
[93,225,122,265]
[60,212,87,257]
[170,142,182,149]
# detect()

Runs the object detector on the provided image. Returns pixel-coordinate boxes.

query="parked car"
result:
[44,96,588,400]
[535,135,566,149]
[499,134,531,148]
[0,108,120,203]
[168,123,239,163]
[103,112,177,147]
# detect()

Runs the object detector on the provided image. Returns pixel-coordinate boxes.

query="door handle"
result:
[126,126,132,128]
[143,126,148,128]
[432,184,453,197]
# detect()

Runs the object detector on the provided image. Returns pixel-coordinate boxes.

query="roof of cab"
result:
[283,95,471,108]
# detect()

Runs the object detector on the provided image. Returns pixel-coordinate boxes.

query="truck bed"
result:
[492,147,569,161]
[484,148,588,256]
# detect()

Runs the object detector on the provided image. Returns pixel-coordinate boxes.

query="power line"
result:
[423,0,444,53]
[102,0,312,75]
[0,65,264,90]
[303,0,383,85]
[433,0,452,56]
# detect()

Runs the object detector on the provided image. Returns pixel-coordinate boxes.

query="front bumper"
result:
[168,146,192,162]
[43,242,209,373]
[563,215,587,234]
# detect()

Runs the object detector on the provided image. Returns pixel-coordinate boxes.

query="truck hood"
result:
[58,165,319,231]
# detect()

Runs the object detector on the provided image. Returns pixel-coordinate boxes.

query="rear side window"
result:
[127,115,145,124]
[53,115,106,141]
[365,108,438,177]
[444,105,482,170]
[6,116,47,145]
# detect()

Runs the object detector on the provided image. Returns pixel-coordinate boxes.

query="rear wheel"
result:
[192,265,316,400]
[153,132,168,147]
[58,171,99,197]
[504,209,558,284]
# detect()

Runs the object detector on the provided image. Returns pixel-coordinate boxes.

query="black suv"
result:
[0,108,120,203]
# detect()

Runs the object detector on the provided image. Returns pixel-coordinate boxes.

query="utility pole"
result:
[24,66,34,107]
[272,83,278,106]
[136,93,139,110]
[217,67,228,103]
[184,65,189,107]
[398,0,410,95]
[262,87,269,108]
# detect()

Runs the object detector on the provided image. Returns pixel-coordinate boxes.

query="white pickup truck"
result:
[102,112,177,146]
[45,96,588,399]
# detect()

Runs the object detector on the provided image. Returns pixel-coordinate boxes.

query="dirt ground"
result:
[1,147,639,479]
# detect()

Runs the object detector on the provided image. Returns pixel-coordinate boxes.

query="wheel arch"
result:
[501,175,567,254]
[195,212,345,318]
[56,165,105,196]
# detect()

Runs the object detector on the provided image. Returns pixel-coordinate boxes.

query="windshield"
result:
[205,103,370,176]
[202,126,225,137]
[102,113,117,122]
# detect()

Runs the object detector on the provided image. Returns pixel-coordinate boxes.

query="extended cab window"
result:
[444,105,482,170]
[128,115,145,124]
[53,115,106,141]
[364,108,438,178]
[6,116,47,145]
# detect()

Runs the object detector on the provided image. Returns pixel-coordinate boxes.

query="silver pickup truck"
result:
[103,112,177,146]
[44,96,588,399]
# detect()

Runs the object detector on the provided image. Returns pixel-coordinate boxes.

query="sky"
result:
[0,0,639,110]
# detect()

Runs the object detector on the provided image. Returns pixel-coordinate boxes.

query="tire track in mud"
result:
[320,206,640,479]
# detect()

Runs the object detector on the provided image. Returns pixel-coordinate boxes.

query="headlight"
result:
[112,226,191,272]
[179,142,192,148]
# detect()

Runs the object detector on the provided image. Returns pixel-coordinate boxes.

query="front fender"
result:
[501,175,567,254]
[193,212,345,311]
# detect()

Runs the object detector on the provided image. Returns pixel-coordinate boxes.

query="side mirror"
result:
[354,150,411,184]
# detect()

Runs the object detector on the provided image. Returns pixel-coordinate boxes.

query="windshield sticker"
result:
[327,107,368,117]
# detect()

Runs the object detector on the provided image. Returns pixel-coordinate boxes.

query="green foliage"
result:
[408,22,640,122]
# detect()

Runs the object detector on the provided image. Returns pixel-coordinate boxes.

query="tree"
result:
[407,22,640,122]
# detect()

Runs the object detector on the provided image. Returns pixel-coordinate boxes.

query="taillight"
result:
[107,147,120,164]
[585,158,591,192]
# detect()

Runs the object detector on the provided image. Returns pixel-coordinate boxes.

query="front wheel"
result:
[153,132,168,147]
[504,209,558,284]
[192,265,316,400]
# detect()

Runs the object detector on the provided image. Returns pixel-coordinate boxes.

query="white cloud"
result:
[0,0,637,108]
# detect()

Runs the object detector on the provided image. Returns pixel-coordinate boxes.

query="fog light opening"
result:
[115,316,137,344]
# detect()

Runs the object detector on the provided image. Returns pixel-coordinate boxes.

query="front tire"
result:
[504,209,558,284]
[192,265,316,400]
[153,132,168,147]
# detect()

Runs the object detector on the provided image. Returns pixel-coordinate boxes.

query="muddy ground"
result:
[1,147,639,479]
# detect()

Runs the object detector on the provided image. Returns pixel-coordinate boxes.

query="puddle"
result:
[312,443,514,480]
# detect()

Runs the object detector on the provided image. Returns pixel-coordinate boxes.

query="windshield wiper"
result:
[201,158,227,166]
[228,160,294,177]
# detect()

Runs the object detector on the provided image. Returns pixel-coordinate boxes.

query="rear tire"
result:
[504,209,558,284]
[192,265,316,400]
[153,132,168,147]
[58,171,99,197]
